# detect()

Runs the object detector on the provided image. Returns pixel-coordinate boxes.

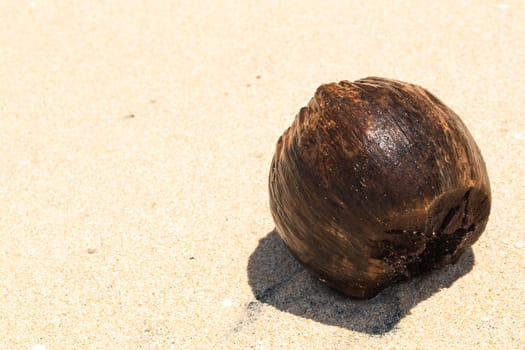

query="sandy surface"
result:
[1,1,524,349]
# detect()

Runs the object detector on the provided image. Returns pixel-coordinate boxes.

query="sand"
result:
[0,1,523,349]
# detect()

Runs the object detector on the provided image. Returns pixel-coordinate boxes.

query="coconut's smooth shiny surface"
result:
[269,77,491,298]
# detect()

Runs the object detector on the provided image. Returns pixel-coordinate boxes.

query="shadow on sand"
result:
[246,230,474,335]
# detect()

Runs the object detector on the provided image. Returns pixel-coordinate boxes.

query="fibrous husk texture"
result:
[269,77,491,298]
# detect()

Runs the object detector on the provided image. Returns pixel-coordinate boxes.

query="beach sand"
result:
[1,1,523,348]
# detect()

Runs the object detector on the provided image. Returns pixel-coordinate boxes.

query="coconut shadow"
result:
[246,229,475,335]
